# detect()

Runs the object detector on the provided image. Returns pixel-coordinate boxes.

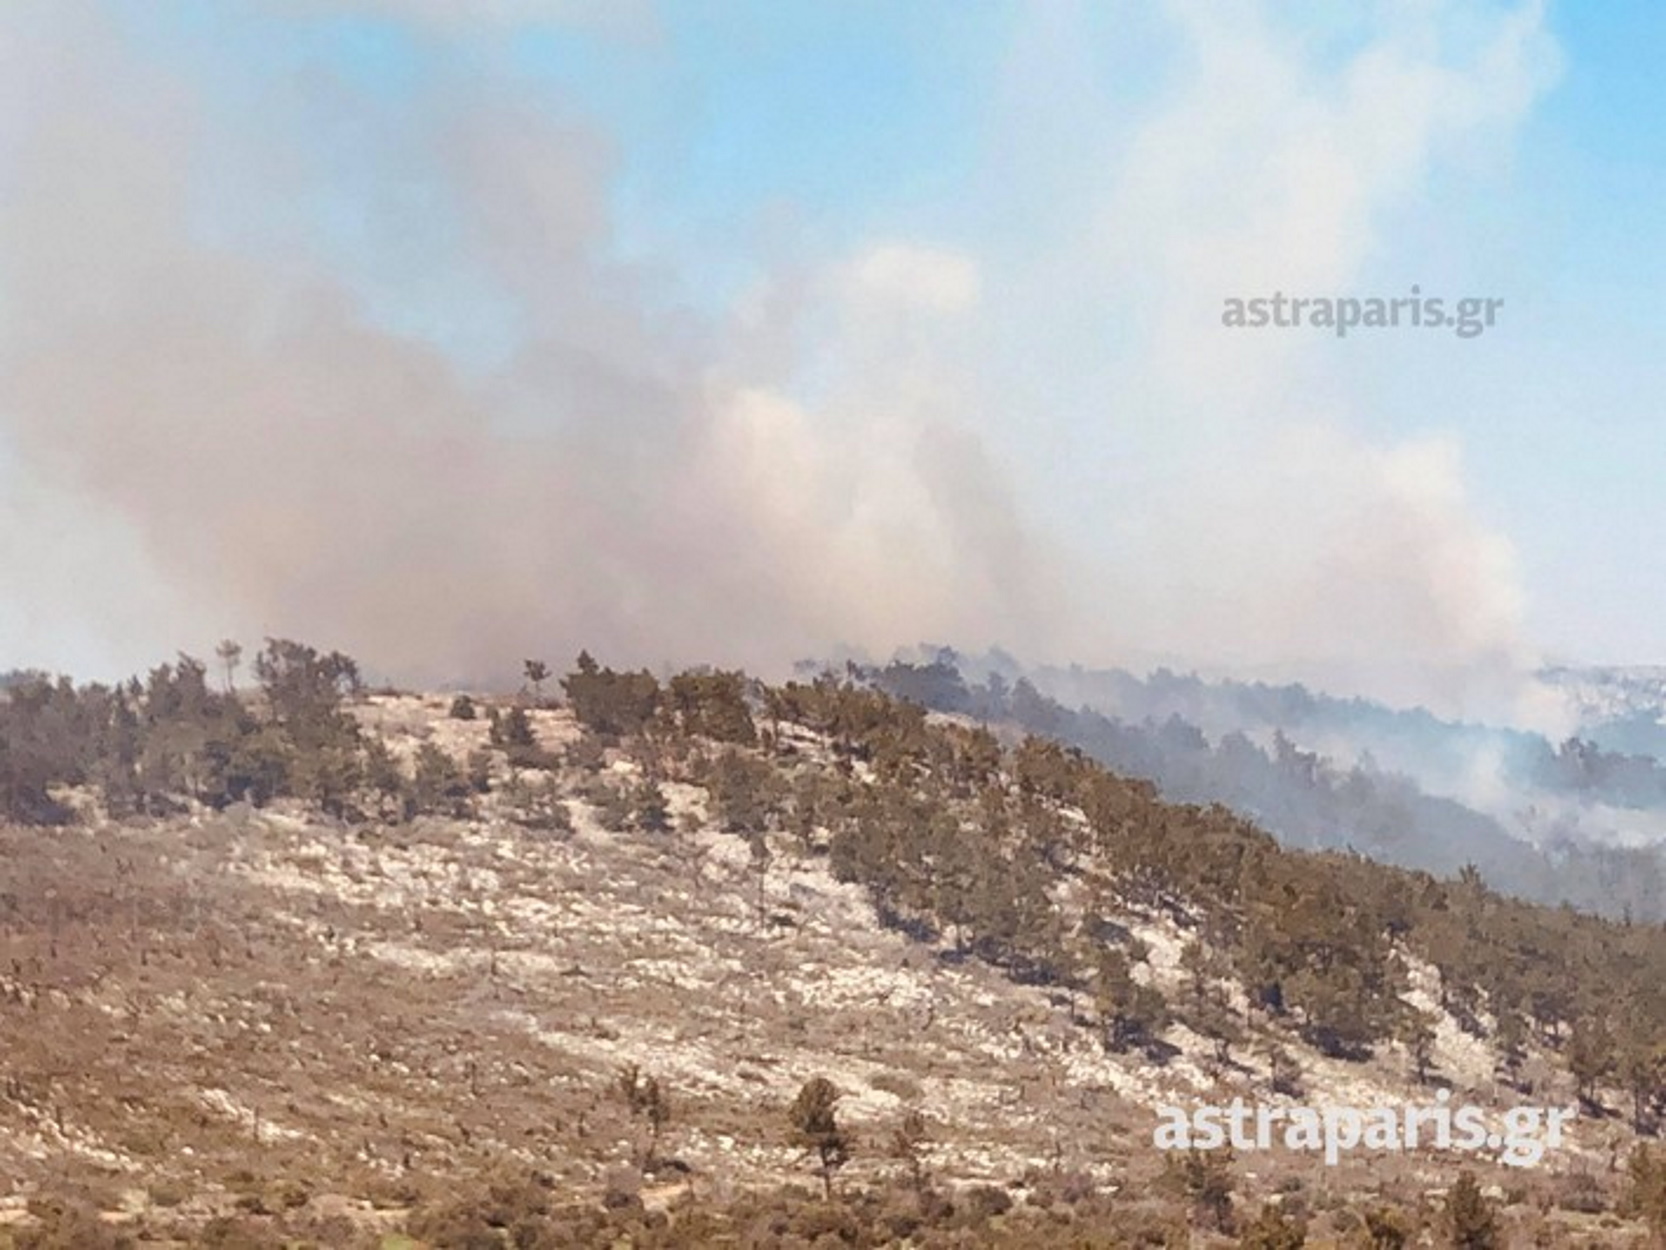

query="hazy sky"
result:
[1,0,1660,721]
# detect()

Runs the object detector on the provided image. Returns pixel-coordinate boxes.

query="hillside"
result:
[856,650,1666,923]
[3,647,1666,1246]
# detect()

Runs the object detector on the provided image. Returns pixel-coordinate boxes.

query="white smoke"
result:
[0,0,1572,727]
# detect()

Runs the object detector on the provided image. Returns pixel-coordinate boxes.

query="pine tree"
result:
[523,659,550,704]
[1628,1144,1666,1245]
[1494,1008,1527,1090]
[631,779,671,834]
[667,670,756,745]
[1174,1147,1234,1232]
[1396,1007,1437,1085]
[562,653,659,738]
[1619,1030,1665,1133]
[1568,1016,1616,1110]
[412,743,471,818]
[1361,1205,1411,1249]
[1094,946,1169,1054]
[1442,1170,1499,1249]
[788,1076,852,1200]
[215,639,242,694]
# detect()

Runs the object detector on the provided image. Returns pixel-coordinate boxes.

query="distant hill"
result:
[850,649,1666,922]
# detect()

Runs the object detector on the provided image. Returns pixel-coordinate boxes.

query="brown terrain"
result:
[0,695,1654,1246]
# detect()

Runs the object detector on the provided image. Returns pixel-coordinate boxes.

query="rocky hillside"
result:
[2,654,1666,1246]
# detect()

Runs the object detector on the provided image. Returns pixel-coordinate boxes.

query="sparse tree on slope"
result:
[1568,1016,1616,1111]
[1443,1170,1499,1250]
[523,659,549,704]
[789,1076,852,1200]
[1396,1006,1438,1086]
[616,1065,671,1171]
[1627,1144,1666,1245]
[215,639,242,694]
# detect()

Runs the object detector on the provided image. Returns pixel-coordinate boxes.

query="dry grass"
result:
[0,697,1653,1245]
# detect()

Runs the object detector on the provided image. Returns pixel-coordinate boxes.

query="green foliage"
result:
[1237,1202,1306,1249]
[787,768,830,852]
[1567,1016,1616,1109]
[1394,1006,1437,1084]
[667,670,756,745]
[362,737,410,821]
[562,651,659,738]
[1627,1144,1666,1244]
[503,771,572,834]
[411,743,472,818]
[1619,1030,1666,1131]
[523,659,549,702]
[1360,1205,1412,1249]
[1442,1171,1499,1250]
[0,648,366,821]
[1170,1147,1234,1232]
[630,778,671,834]
[21,637,1666,1123]
[702,748,781,834]
[1238,870,1399,1059]
[870,657,971,716]
[204,722,292,810]
[253,639,360,735]
[1494,1008,1527,1088]
[447,694,477,721]
[789,1076,853,1199]
[214,639,243,693]
[1094,946,1170,1054]
[489,704,556,770]
[249,638,365,816]
[0,675,108,822]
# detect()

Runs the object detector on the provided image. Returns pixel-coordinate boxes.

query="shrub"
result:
[1237,1202,1307,1249]
[15,1199,134,1250]
[1443,1171,1500,1249]
[789,1076,853,1200]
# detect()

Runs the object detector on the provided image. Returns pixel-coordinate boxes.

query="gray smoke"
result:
[0,1,1061,686]
[0,0,1570,729]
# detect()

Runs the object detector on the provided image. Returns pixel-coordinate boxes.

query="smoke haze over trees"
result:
[0,0,1607,729]
[858,648,1666,923]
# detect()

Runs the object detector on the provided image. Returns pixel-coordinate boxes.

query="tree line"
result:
[9,643,1666,1131]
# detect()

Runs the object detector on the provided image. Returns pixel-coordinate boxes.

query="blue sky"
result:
[1,0,1662,718]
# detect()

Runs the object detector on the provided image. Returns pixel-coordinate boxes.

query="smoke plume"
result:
[0,0,1566,725]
